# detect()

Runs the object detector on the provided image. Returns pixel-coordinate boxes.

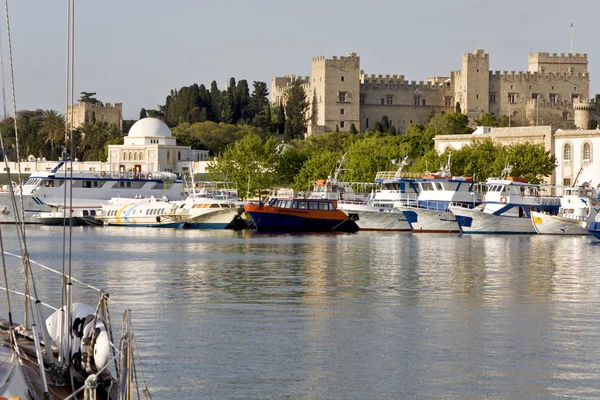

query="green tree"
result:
[388,125,397,135]
[474,113,498,127]
[284,78,310,140]
[349,123,358,134]
[139,108,147,119]
[39,110,66,151]
[373,121,384,133]
[503,142,556,184]
[293,150,343,191]
[426,112,472,136]
[381,115,390,132]
[455,102,461,113]
[79,92,101,104]
[208,133,279,199]
[98,136,124,162]
[283,120,292,142]
[497,115,510,127]
[273,104,285,135]
[588,119,598,129]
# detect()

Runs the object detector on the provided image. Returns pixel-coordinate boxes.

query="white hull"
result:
[0,177,185,223]
[338,203,410,231]
[531,211,589,235]
[450,206,536,234]
[398,206,460,233]
[181,208,240,227]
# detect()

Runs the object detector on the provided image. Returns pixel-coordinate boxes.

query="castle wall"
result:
[360,104,453,132]
[309,53,361,134]
[454,50,489,119]
[271,49,590,136]
[66,102,123,131]
[528,52,588,75]
[489,69,589,125]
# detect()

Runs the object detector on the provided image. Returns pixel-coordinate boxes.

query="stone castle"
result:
[272,50,596,135]
[66,101,123,131]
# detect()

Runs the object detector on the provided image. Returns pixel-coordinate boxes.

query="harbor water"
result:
[1,226,600,399]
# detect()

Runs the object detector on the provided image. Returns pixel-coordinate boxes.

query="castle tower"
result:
[310,53,360,135]
[528,52,588,74]
[456,50,489,119]
[573,100,595,129]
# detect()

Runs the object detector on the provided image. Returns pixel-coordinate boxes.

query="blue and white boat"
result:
[395,155,481,233]
[337,157,420,231]
[0,161,186,223]
[449,170,560,234]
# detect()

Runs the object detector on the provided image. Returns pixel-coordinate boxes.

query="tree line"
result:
[145,77,310,141]
[0,109,122,162]
[208,113,556,199]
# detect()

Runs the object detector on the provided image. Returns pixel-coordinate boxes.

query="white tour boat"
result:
[0,161,186,223]
[94,196,185,228]
[337,157,419,231]
[449,169,560,234]
[173,188,243,229]
[531,186,599,235]
[395,155,481,233]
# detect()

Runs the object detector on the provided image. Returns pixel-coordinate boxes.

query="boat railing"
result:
[375,171,423,181]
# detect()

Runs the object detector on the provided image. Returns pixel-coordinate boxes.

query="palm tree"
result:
[78,120,111,161]
[40,110,66,147]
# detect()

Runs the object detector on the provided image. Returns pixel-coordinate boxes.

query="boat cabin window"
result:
[82,181,92,188]
[435,182,443,191]
[420,182,434,191]
[309,202,319,210]
[43,180,55,187]
[297,201,308,209]
[209,204,220,208]
[319,202,334,211]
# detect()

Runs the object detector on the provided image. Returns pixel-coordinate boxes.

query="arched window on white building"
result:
[139,152,143,161]
[564,144,571,162]
[583,143,591,162]
[134,152,138,161]
[128,151,133,161]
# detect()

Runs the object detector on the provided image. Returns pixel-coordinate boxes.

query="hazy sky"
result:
[4,0,599,119]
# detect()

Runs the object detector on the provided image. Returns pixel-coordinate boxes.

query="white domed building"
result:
[107,118,208,174]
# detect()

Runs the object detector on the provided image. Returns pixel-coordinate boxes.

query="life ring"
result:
[100,171,106,177]
[500,196,507,204]
[147,172,153,179]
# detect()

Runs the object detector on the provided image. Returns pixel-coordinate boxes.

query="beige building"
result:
[434,122,600,188]
[272,50,592,136]
[107,118,208,174]
[66,101,123,131]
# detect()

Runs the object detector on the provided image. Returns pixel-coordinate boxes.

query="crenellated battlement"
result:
[361,74,445,91]
[529,52,587,62]
[313,52,360,65]
[462,49,488,62]
[489,70,589,81]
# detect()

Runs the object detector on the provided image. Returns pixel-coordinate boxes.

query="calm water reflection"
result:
[1,226,600,399]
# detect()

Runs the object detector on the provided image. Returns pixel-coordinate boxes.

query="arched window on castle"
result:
[583,143,591,162]
[564,144,572,162]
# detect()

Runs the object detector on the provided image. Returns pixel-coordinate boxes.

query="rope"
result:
[131,321,153,399]
[2,251,116,302]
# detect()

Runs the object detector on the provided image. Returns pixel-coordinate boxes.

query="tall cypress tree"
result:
[284,78,309,140]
